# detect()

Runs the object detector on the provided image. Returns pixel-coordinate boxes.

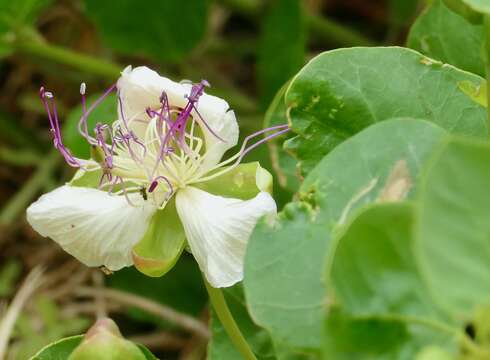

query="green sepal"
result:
[443,0,483,24]
[69,167,136,193]
[90,145,105,164]
[69,168,103,188]
[193,162,273,200]
[132,197,186,277]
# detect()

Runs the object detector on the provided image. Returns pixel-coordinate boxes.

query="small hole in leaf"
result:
[465,323,476,339]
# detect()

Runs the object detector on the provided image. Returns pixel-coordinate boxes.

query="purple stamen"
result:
[148,175,173,201]
[95,123,114,169]
[40,87,81,168]
[78,83,116,145]
[193,106,226,142]
[237,124,290,163]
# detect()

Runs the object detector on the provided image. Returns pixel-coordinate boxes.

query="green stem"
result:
[0,151,59,226]
[484,15,490,128]
[14,39,121,79]
[306,12,374,47]
[203,278,257,360]
[0,147,41,166]
[217,0,374,47]
[4,35,259,114]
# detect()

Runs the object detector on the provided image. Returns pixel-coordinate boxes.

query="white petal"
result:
[198,108,238,172]
[175,186,276,287]
[117,66,238,167]
[26,185,156,271]
[117,66,188,121]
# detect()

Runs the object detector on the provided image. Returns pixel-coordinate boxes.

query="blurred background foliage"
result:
[0,0,425,358]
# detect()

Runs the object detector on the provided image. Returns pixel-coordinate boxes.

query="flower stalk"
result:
[203,277,257,360]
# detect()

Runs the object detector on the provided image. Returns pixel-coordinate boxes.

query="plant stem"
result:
[217,0,374,47]
[0,147,41,166]
[14,39,121,79]
[0,151,59,226]
[484,15,490,128]
[306,12,374,47]
[203,278,257,360]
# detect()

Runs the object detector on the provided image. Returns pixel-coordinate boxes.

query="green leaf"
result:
[323,310,456,360]
[407,0,484,77]
[257,0,305,108]
[328,203,443,320]
[325,203,462,359]
[132,197,186,277]
[63,93,117,159]
[245,201,328,354]
[459,0,490,15]
[244,119,447,352]
[29,335,83,360]
[323,310,409,360]
[416,137,490,318]
[442,0,483,23]
[283,47,487,174]
[84,0,208,62]
[415,346,455,360]
[136,344,158,360]
[208,285,275,360]
[458,79,487,106]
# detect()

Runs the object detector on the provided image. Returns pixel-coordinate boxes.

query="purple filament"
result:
[237,125,290,163]
[40,87,81,168]
[78,83,116,145]
[148,175,174,201]
[94,123,114,169]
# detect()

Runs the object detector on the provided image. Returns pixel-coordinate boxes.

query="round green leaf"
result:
[416,137,490,318]
[459,0,490,15]
[84,0,208,62]
[329,203,444,321]
[442,0,483,23]
[324,310,409,360]
[407,0,484,77]
[136,344,158,360]
[324,309,456,360]
[284,47,487,174]
[244,119,447,352]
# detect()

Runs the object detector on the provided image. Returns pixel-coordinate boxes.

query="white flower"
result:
[27,66,287,288]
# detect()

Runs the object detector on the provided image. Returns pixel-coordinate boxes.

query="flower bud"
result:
[68,318,146,360]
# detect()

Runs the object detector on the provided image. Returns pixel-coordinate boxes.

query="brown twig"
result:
[75,286,210,339]
[0,266,44,359]
[129,331,187,351]
[91,270,107,319]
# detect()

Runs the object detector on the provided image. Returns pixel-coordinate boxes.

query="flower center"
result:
[39,78,290,209]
